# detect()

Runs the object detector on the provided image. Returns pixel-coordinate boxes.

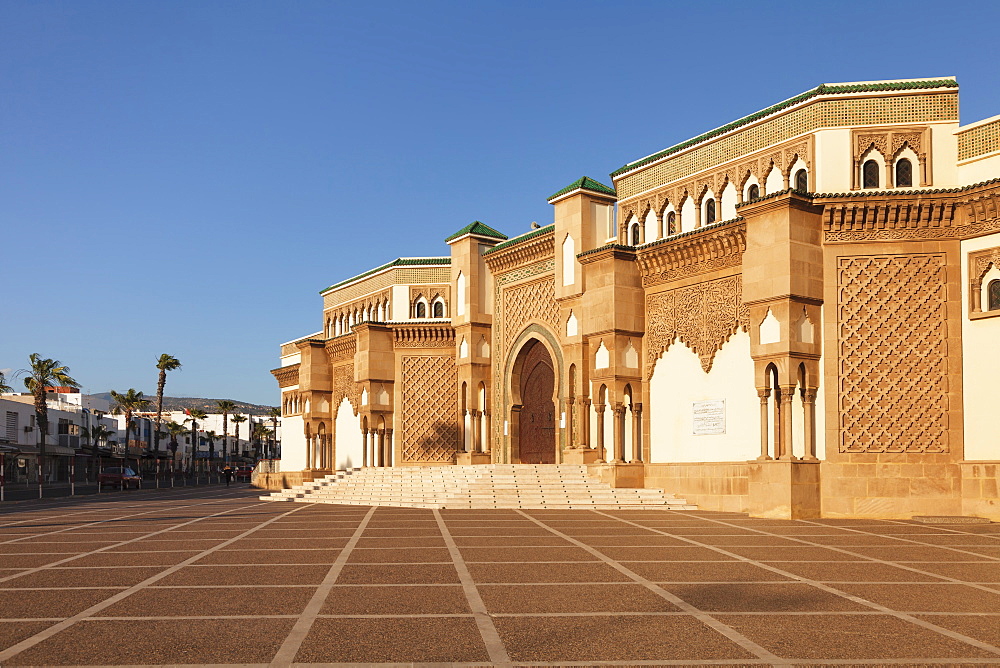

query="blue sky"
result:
[2,0,998,405]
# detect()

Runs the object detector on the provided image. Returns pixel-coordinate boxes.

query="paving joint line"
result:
[612,509,1000,659]
[434,508,513,666]
[0,499,308,664]
[796,518,1000,561]
[268,506,377,667]
[513,508,785,665]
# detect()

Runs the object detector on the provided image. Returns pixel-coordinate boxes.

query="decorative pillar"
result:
[304,430,313,470]
[483,411,491,454]
[801,388,818,461]
[594,403,606,462]
[630,403,643,463]
[782,169,790,190]
[361,429,368,467]
[580,397,591,449]
[885,161,894,189]
[385,429,394,467]
[779,385,796,461]
[611,402,625,463]
[463,409,472,452]
[566,396,576,449]
[377,429,385,467]
[758,388,772,460]
[693,201,702,229]
[472,410,482,454]
[369,429,378,466]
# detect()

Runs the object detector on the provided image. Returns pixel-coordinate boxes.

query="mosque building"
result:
[270,77,1000,519]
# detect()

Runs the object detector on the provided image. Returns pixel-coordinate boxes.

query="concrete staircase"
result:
[259,464,696,510]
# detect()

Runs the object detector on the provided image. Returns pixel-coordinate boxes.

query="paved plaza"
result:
[0,489,999,666]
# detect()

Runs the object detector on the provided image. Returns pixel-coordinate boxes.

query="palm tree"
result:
[152,355,181,455]
[165,421,187,460]
[267,406,281,459]
[184,408,208,475]
[83,423,113,458]
[216,400,236,464]
[204,430,218,465]
[0,371,13,394]
[253,424,272,458]
[231,413,247,459]
[110,389,150,464]
[24,354,80,477]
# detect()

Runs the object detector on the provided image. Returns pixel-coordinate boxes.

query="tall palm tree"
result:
[165,421,187,460]
[231,413,247,459]
[110,389,150,461]
[184,408,208,472]
[83,423,113,458]
[153,354,181,455]
[24,354,80,476]
[267,406,281,459]
[0,371,13,394]
[216,400,236,464]
[204,430,218,465]
[253,424,272,458]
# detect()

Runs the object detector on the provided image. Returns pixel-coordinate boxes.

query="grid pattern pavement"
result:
[0,487,999,666]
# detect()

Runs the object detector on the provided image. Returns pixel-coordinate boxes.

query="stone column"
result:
[580,397,591,449]
[472,410,482,454]
[361,429,368,467]
[463,409,472,453]
[377,430,385,467]
[801,388,818,461]
[305,431,313,470]
[611,403,625,463]
[594,403,606,462]
[758,388,772,461]
[386,429,394,467]
[630,403,643,463]
[566,396,576,449]
[483,411,491,454]
[779,385,796,461]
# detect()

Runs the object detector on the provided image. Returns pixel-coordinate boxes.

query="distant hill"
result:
[92,393,277,416]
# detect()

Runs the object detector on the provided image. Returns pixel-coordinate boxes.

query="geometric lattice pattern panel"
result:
[837,254,949,453]
[400,355,460,463]
[645,275,749,374]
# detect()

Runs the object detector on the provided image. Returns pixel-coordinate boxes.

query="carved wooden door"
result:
[518,343,555,464]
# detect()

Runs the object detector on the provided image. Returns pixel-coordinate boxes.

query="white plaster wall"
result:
[813,128,852,193]
[931,121,960,186]
[390,285,410,321]
[647,330,758,463]
[280,415,305,471]
[644,209,657,241]
[280,352,301,367]
[958,153,1000,184]
[721,182,738,220]
[962,232,1000,461]
[680,198,695,233]
[334,397,363,470]
[765,165,784,194]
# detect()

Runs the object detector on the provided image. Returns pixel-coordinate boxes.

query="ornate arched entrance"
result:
[515,340,556,464]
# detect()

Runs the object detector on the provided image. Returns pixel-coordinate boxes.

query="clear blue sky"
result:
[2,1,998,405]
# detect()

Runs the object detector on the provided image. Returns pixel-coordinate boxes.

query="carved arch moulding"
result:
[852,126,931,189]
[618,135,815,224]
[331,363,361,417]
[644,275,749,376]
[969,245,1000,317]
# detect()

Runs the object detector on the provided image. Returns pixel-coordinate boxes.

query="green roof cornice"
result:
[444,221,508,243]
[611,79,959,178]
[319,257,450,294]
[482,224,555,255]
[547,176,617,202]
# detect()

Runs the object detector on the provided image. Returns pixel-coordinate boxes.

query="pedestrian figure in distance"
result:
[223,466,234,487]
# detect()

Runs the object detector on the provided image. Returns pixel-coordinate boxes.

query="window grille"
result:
[895,158,913,187]
[795,169,808,191]
[863,160,879,188]
[989,279,1000,311]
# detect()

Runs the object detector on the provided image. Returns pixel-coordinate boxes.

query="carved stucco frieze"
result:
[331,363,360,417]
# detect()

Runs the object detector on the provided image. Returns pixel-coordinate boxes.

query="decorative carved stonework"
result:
[332,363,360,416]
[645,275,749,375]
[969,246,1000,314]
[484,228,555,275]
[325,335,356,364]
[837,254,948,454]
[495,259,555,286]
[637,221,745,287]
[400,355,460,462]
[393,325,455,348]
[271,364,300,388]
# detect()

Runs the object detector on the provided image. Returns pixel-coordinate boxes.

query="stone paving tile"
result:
[158,564,331,586]
[0,543,106,554]
[645,526,761,535]
[354,536,447,548]
[105,539,224,552]
[689,534,818,547]
[99,585,316,616]
[0,622,58,650]
[360,527,447,537]
[195,549,342,565]
[915,614,1000,647]
[841,545,996,562]
[0,554,74,568]
[494,614,755,662]
[717,613,998,660]
[2,566,166,588]
[764,561,951,582]
[0,589,122,618]
[5,618,296,665]
[69,551,202,567]
[802,533,915,546]
[904,534,1000,546]
[955,546,1000,558]
[623,561,793,582]
[480,583,680,613]
[458,546,596,562]
[732,546,871,561]
[468,562,631,583]
[663,582,871,612]
[834,583,1000,612]
[910,562,1000,582]
[320,585,470,614]
[226,537,351,550]
[347,547,452,564]
[592,546,737,562]
[572,534,690,546]
[335,563,461,584]
[295,617,489,663]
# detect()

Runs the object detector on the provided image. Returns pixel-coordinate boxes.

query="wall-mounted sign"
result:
[692,400,726,435]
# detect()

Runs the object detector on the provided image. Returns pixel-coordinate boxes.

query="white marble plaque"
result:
[692,399,726,435]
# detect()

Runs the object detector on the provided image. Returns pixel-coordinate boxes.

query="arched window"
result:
[863,160,879,189]
[666,211,676,235]
[747,184,759,201]
[989,279,1000,311]
[432,300,444,318]
[895,158,913,187]
[704,198,716,225]
[415,301,426,318]
[630,223,640,246]
[795,169,808,191]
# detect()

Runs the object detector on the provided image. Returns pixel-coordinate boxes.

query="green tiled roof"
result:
[611,79,959,178]
[548,176,617,202]
[444,221,508,242]
[482,224,555,255]
[319,257,450,295]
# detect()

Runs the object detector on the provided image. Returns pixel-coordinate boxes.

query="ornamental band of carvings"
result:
[642,253,743,286]
[837,254,949,454]
[393,326,455,348]
[325,336,357,364]
[644,275,749,375]
[400,355,460,463]
[332,363,360,417]
[271,364,300,388]
[496,259,556,286]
